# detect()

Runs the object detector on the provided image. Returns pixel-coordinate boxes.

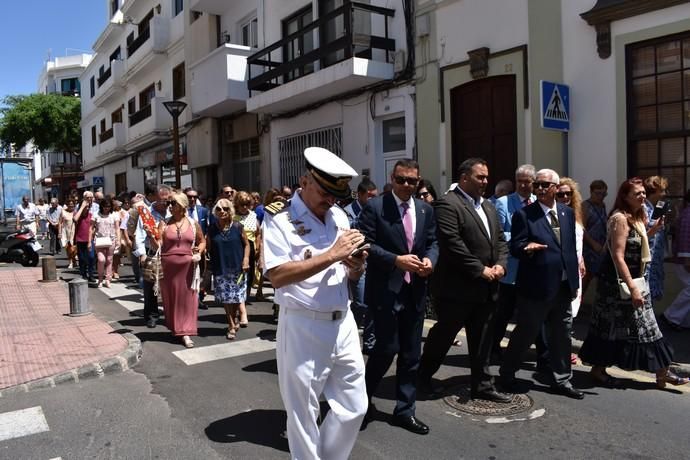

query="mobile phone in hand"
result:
[350,242,370,257]
[651,200,670,220]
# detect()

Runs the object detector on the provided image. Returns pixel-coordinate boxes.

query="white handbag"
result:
[94,236,113,248]
[607,239,649,300]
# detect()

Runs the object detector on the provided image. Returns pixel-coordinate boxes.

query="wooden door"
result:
[450,75,517,194]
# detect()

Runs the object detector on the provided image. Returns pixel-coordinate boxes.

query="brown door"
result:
[450,75,517,194]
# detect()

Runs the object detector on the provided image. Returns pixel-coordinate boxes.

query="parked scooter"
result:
[0,228,41,266]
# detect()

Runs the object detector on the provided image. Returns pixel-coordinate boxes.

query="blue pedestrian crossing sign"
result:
[540,81,570,132]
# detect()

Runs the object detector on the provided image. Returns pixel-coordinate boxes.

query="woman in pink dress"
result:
[158,192,206,348]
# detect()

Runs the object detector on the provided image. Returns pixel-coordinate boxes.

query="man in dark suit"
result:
[499,169,585,399]
[185,187,210,310]
[358,159,438,435]
[418,158,511,403]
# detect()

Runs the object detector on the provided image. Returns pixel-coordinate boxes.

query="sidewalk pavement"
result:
[0,267,141,396]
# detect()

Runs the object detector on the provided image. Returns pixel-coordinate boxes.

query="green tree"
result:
[0,93,82,154]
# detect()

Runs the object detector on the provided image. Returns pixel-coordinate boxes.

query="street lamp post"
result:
[162,100,187,189]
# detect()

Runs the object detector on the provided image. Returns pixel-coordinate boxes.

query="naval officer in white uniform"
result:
[262,147,369,460]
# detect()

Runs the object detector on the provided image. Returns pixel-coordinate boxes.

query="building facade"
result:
[415,0,690,208]
[35,53,92,200]
[80,0,189,195]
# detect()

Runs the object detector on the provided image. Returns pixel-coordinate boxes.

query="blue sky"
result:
[0,1,106,100]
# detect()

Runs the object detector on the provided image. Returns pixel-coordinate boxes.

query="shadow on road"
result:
[205,409,289,452]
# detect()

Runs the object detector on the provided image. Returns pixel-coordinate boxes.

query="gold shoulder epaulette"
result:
[265,200,290,216]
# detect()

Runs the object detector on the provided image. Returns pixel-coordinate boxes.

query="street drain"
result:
[443,385,533,416]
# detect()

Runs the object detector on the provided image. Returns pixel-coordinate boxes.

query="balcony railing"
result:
[97,67,113,87]
[127,26,151,58]
[129,104,152,127]
[247,1,395,94]
[99,127,114,143]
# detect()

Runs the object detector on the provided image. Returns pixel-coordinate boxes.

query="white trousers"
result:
[277,308,367,460]
[664,264,690,328]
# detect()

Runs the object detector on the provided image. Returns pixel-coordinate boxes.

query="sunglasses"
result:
[223,190,234,195]
[533,181,555,190]
[186,195,198,199]
[216,207,231,212]
[555,191,572,198]
[393,176,420,186]
[418,191,430,198]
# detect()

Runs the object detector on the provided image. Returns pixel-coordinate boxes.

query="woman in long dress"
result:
[159,192,206,348]
[579,178,688,389]
[61,199,77,269]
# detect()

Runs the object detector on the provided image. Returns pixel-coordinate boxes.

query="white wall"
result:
[434,0,528,67]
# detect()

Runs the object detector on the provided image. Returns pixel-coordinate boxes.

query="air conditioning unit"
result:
[394,50,406,73]
[416,13,430,38]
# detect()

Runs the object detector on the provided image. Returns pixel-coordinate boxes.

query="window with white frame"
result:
[241,17,258,48]
[173,0,183,17]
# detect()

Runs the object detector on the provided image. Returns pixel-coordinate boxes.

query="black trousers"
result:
[365,285,424,417]
[142,278,159,321]
[420,297,498,394]
[48,224,61,254]
[500,282,573,387]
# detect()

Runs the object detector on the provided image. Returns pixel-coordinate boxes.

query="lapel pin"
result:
[295,225,312,236]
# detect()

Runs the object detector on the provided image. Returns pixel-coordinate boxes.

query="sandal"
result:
[657,371,690,389]
[226,329,236,340]
[182,336,194,348]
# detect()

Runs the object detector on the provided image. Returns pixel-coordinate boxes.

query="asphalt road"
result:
[1,251,689,459]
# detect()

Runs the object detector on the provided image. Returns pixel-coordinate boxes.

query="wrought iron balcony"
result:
[99,127,114,143]
[127,26,151,58]
[129,104,152,127]
[97,67,112,87]
[247,1,395,95]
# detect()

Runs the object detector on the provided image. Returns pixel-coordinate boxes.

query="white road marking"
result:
[172,337,277,365]
[485,408,546,424]
[0,406,50,442]
[99,282,143,312]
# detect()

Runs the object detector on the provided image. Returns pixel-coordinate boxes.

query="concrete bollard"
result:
[40,256,58,282]
[69,278,91,316]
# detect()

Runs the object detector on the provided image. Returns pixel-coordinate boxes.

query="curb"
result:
[0,332,142,397]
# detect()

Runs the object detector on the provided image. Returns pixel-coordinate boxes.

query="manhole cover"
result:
[443,385,533,416]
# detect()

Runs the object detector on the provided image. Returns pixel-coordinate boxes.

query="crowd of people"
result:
[11,148,690,460]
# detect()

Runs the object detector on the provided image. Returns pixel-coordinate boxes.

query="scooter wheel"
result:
[22,251,40,267]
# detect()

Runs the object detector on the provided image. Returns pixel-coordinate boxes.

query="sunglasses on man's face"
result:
[556,191,572,198]
[393,176,419,186]
[533,181,555,190]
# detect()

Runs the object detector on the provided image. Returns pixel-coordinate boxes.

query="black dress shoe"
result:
[360,404,376,431]
[499,375,518,393]
[146,318,157,328]
[552,385,584,400]
[471,389,513,403]
[390,415,429,435]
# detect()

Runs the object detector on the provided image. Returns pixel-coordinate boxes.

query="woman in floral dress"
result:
[207,198,249,339]
[579,178,688,389]
[233,191,261,327]
[61,199,77,269]
[90,198,120,288]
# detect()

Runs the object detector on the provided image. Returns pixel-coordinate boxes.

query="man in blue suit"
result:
[492,165,537,359]
[185,187,209,309]
[358,159,438,435]
[499,169,584,400]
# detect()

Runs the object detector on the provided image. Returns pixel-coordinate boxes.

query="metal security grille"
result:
[278,125,343,187]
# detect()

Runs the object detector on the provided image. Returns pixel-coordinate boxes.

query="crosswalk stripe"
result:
[0,406,50,442]
[172,337,277,365]
[99,282,143,312]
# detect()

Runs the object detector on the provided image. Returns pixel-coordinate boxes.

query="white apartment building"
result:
[80,0,189,195]
[415,0,690,207]
[189,0,416,192]
[33,53,92,201]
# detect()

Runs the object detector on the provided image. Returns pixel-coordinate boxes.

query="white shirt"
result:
[538,201,559,221]
[15,203,38,223]
[262,192,350,312]
[392,192,416,240]
[457,187,491,238]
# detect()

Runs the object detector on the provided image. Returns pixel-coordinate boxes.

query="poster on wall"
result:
[1,160,33,220]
